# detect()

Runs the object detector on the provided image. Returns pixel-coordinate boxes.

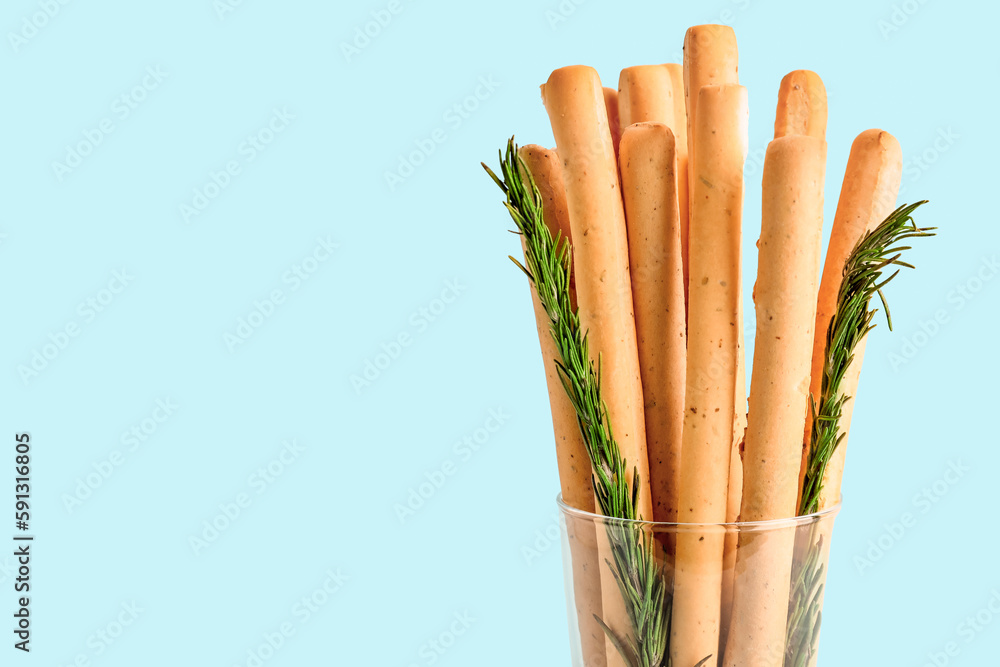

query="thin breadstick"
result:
[773,70,830,509]
[518,145,590,510]
[723,134,826,667]
[815,132,902,510]
[517,145,606,667]
[671,83,747,667]
[541,65,652,519]
[619,123,686,537]
[799,131,901,667]
[800,130,902,509]
[542,66,653,667]
[774,70,827,141]
[663,63,691,309]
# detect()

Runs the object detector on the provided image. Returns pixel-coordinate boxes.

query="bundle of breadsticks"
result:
[485,22,932,667]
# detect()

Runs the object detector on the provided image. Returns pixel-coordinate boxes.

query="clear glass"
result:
[558,495,841,667]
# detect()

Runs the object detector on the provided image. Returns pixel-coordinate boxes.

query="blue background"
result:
[1,0,996,665]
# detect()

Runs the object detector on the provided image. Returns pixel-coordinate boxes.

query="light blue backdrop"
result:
[2,0,995,665]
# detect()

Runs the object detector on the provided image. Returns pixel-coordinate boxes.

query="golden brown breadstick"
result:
[663,63,691,309]
[816,138,902,513]
[774,69,829,508]
[619,123,686,534]
[774,70,828,140]
[542,66,653,667]
[671,83,747,667]
[797,135,901,667]
[800,130,902,509]
[517,145,606,667]
[541,66,651,520]
[518,145,591,511]
[723,135,826,667]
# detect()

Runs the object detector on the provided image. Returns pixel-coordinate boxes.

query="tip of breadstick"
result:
[683,24,739,65]
[854,128,901,155]
[621,121,676,148]
[684,23,737,43]
[774,70,828,140]
[542,66,602,113]
[518,144,561,168]
[851,129,903,181]
[780,69,824,89]
[546,65,601,88]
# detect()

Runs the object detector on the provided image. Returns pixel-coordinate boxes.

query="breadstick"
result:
[800,130,902,508]
[796,132,901,667]
[517,145,606,667]
[664,63,691,309]
[774,70,827,140]
[542,66,653,667]
[617,65,676,133]
[541,65,652,518]
[723,135,826,667]
[604,87,622,162]
[683,24,739,246]
[671,83,747,667]
[518,145,591,510]
[619,123,686,536]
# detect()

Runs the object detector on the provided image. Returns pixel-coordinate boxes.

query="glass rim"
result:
[557,493,842,530]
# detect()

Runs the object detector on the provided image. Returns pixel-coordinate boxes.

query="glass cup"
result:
[558,495,841,667]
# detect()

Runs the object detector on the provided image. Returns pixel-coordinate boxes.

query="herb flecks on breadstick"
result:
[723,134,826,667]
[484,139,669,667]
[619,123,686,534]
[672,82,747,667]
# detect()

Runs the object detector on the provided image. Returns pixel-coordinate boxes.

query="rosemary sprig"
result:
[785,201,934,666]
[799,201,935,516]
[484,138,675,667]
[784,533,827,667]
